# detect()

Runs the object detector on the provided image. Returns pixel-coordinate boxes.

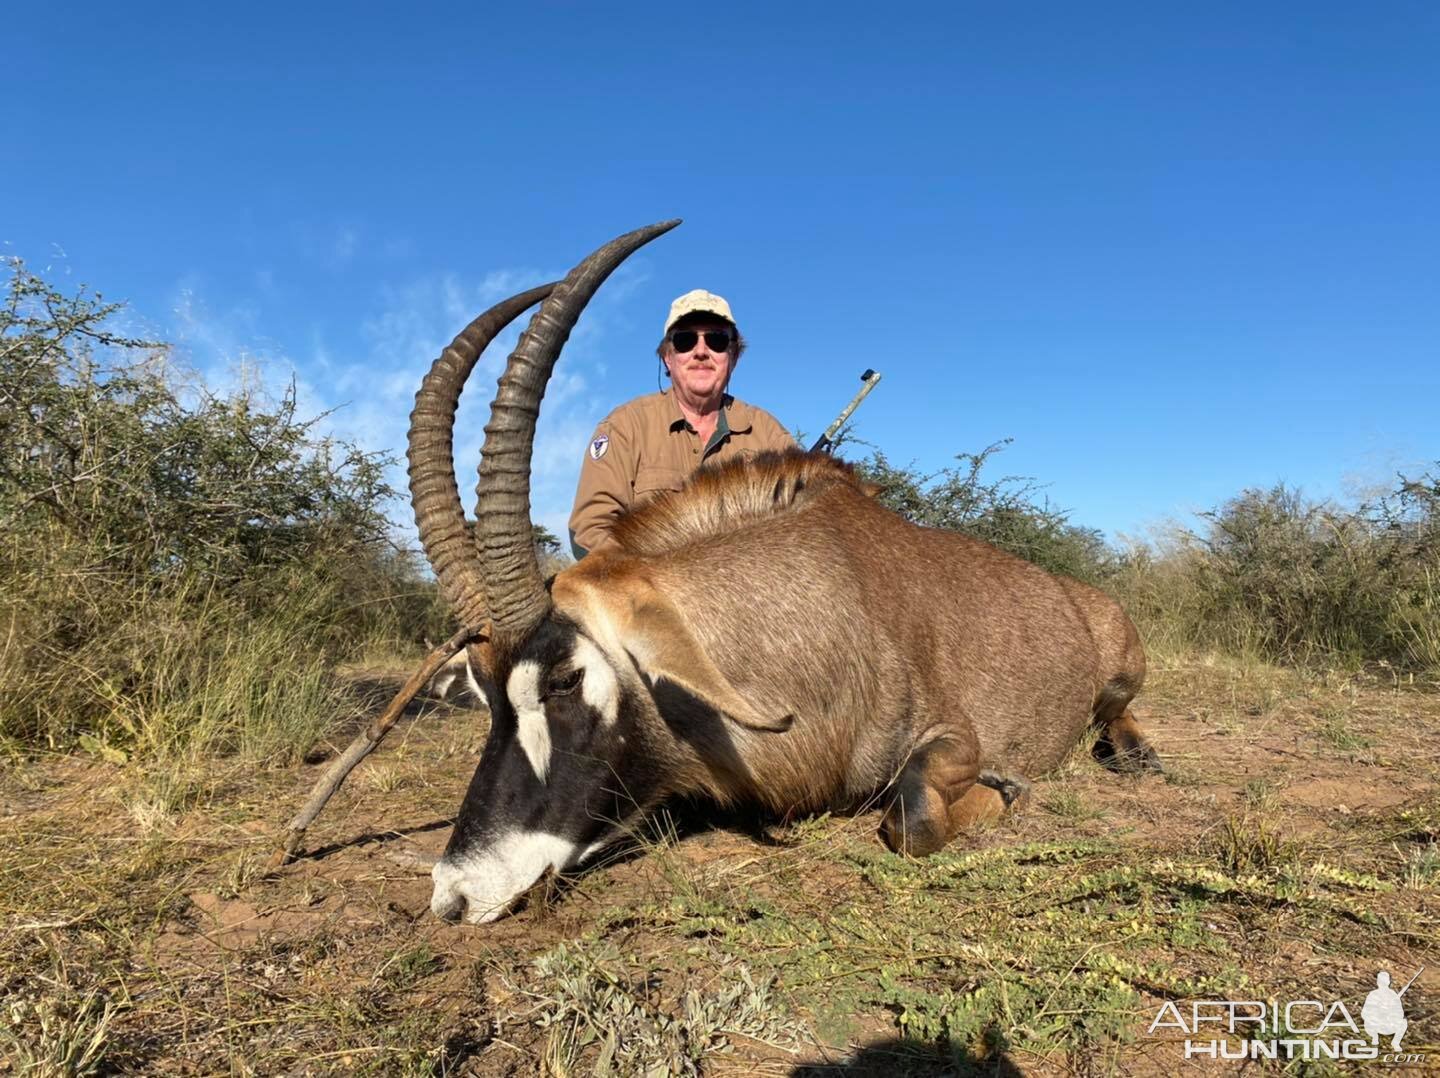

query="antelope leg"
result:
[881,735,988,857]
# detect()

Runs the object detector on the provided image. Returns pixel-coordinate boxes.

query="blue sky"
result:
[8,2,1438,546]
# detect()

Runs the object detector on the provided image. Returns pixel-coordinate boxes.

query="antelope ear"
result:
[463,624,494,667]
[463,638,497,694]
[615,582,793,734]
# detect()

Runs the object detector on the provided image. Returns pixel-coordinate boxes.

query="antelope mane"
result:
[610,450,861,557]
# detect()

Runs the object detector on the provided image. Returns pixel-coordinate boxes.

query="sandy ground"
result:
[2,658,1437,1075]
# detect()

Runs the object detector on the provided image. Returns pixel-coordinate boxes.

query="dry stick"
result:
[266,625,479,869]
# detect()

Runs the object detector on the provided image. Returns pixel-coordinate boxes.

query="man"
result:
[1362,970,1411,1051]
[569,289,794,557]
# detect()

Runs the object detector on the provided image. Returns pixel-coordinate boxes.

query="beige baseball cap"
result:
[664,289,735,334]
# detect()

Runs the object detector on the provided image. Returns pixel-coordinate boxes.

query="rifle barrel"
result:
[811,370,882,452]
[1397,966,1424,996]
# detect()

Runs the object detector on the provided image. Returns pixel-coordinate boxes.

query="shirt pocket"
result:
[633,464,686,503]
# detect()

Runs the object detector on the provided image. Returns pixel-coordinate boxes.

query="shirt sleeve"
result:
[568,416,637,558]
[752,407,799,452]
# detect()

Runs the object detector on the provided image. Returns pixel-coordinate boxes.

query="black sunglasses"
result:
[670,329,733,354]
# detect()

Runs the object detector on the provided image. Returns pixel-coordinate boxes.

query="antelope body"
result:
[408,222,1160,925]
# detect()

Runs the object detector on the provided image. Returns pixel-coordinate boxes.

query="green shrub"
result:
[0,258,435,758]
[851,441,1116,585]
[843,433,1440,677]
[1112,476,1440,674]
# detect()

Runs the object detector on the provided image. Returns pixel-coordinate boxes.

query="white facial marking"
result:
[570,586,627,663]
[506,660,551,782]
[572,636,620,726]
[430,830,581,924]
[581,836,615,863]
[430,652,482,702]
[581,819,634,865]
[430,668,457,697]
[462,655,483,700]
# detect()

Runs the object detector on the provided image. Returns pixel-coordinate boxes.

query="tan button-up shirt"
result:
[569,390,795,557]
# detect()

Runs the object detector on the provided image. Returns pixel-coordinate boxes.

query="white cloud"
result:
[334,227,358,263]
[164,258,651,557]
[170,286,294,400]
[294,222,366,270]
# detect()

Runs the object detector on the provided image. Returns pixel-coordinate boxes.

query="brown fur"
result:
[610,452,864,557]
[558,449,1157,853]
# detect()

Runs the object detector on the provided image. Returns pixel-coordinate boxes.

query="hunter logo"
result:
[589,434,609,460]
[1148,966,1425,1064]
[1363,970,1413,1051]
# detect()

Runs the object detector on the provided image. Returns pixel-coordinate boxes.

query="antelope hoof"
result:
[977,770,1031,809]
[1095,739,1164,775]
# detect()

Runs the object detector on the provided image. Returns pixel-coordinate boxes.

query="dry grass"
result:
[1,657,1437,1075]
[1110,481,1440,683]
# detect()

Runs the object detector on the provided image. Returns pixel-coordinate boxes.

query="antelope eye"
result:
[546,668,583,697]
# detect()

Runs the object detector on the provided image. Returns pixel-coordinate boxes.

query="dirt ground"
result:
[2,657,1437,1075]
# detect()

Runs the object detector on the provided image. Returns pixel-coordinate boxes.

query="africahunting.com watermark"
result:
[1148,967,1426,1064]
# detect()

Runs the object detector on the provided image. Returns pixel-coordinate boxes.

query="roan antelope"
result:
[407,222,1160,924]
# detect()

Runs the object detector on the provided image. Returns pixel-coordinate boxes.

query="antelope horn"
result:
[408,283,557,638]
[478,220,681,654]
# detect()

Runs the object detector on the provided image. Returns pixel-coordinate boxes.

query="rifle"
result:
[810,369,883,453]
[1397,966,1425,997]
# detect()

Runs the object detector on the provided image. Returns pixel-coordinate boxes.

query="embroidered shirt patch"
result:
[589,435,609,460]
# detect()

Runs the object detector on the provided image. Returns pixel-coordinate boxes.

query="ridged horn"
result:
[478,220,681,653]
[408,283,557,632]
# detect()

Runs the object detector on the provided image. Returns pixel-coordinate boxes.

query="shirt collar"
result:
[663,390,750,433]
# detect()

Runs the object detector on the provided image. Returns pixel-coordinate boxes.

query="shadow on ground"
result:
[793,1038,1025,1077]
